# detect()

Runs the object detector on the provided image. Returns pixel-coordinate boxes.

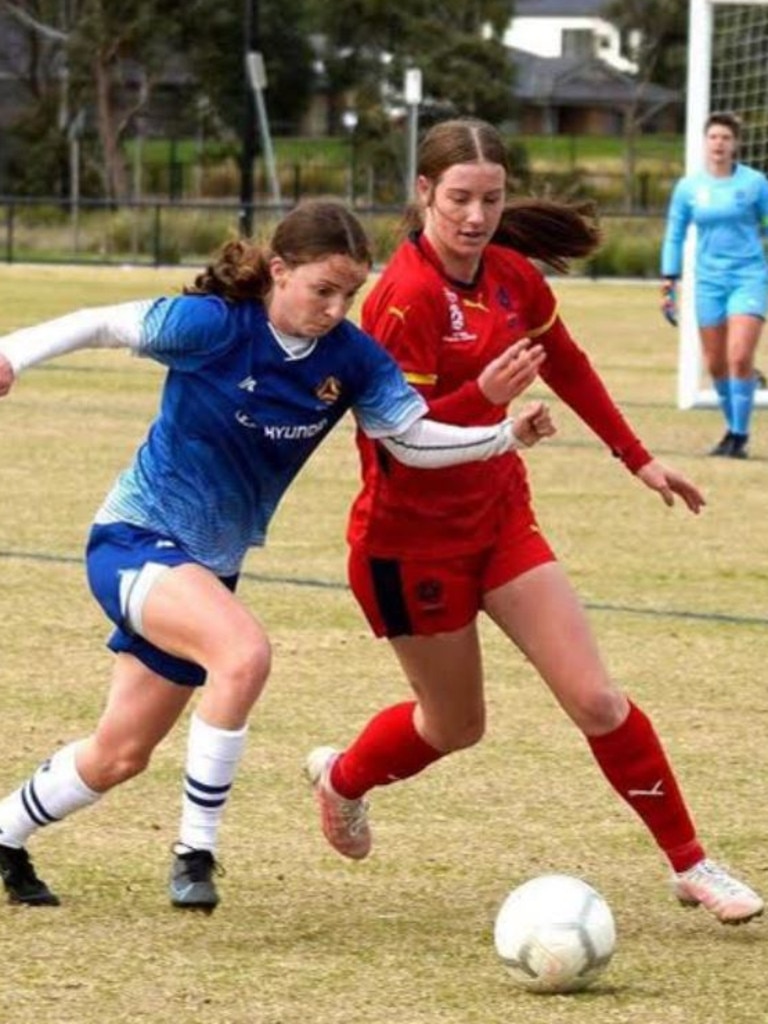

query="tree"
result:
[607,0,688,90]
[181,0,314,140]
[605,0,687,210]
[1,0,185,200]
[0,0,316,199]
[67,0,186,201]
[305,0,516,131]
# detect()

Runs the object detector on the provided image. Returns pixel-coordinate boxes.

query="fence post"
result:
[5,202,14,263]
[153,203,162,266]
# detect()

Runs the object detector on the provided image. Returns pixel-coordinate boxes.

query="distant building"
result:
[505,0,639,72]
[504,0,681,135]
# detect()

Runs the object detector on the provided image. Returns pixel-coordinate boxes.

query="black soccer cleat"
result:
[728,433,749,459]
[709,431,735,457]
[0,844,60,906]
[169,847,221,913]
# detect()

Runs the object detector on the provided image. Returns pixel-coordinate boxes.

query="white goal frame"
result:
[678,0,768,408]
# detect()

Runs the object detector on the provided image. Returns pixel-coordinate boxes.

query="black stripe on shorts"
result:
[369,557,413,637]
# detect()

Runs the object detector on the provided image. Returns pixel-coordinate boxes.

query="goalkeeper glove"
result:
[661,279,678,327]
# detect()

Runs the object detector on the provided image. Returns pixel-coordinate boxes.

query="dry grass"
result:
[0,266,765,1024]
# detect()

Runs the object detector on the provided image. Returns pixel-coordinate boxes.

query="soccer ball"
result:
[493,874,616,994]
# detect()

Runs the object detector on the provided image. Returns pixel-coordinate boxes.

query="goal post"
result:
[677,0,768,408]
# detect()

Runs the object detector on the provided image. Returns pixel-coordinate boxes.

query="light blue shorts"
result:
[86,522,238,687]
[697,270,768,328]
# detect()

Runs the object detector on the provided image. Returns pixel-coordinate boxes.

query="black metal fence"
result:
[0,194,669,277]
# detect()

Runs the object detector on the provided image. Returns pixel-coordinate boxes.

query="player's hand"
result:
[660,279,678,327]
[636,458,706,514]
[478,338,546,406]
[513,400,556,448]
[0,354,15,397]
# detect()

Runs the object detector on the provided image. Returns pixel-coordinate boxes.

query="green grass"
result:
[519,133,684,171]
[0,267,765,1024]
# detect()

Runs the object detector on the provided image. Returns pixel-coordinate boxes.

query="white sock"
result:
[176,714,248,854]
[0,742,100,848]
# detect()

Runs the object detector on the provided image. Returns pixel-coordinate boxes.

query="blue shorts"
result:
[86,522,238,687]
[697,270,768,328]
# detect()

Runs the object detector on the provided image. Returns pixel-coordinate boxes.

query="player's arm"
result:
[0,300,151,397]
[378,400,555,469]
[353,327,555,469]
[659,180,691,326]
[539,318,704,513]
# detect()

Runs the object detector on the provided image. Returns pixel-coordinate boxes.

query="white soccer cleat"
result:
[305,746,371,860]
[673,858,764,924]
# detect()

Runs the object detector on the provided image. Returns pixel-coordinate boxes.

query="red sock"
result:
[331,701,444,800]
[587,701,705,872]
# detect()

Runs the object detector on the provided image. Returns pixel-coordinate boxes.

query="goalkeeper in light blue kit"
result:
[661,110,768,458]
[0,200,554,911]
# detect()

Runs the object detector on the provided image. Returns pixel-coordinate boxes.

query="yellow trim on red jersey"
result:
[527,302,559,338]
[404,370,438,386]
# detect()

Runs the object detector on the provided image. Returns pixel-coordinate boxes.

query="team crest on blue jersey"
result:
[315,376,342,403]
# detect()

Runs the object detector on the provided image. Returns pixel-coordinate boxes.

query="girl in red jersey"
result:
[306,118,763,925]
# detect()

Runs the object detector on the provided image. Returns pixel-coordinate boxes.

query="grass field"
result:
[0,265,765,1024]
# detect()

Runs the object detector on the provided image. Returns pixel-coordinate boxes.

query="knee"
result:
[430,710,486,753]
[731,356,754,378]
[84,740,152,791]
[571,685,628,735]
[215,635,273,707]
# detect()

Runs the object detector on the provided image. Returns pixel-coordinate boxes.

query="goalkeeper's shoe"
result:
[728,433,749,459]
[169,846,222,912]
[0,844,60,906]
[305,746,371,860]
[673,859,763,924]
[709,431,735,457]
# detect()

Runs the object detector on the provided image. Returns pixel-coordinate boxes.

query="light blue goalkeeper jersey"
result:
[660,162,768,282]
[95,295,426,575]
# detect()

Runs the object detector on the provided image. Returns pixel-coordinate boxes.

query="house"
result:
[505,0,639,73]
[504,0,681,135]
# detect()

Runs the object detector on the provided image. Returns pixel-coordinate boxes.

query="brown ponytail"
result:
[494,198,601,273]
[185,200,373,301]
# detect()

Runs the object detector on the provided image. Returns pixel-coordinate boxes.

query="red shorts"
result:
[348,507,555,638]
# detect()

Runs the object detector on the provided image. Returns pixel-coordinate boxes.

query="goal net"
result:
[677,0,768,408]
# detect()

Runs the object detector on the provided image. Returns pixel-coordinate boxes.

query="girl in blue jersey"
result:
[0,200,554,910]
[661,111,768,458]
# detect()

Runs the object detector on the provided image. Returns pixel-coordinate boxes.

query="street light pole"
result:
[246,51,282,206]
[239,0,259,237]
[404,68,422,201]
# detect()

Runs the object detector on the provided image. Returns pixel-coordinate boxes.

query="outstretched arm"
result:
[378,399,555,469]
[0,301,151,398]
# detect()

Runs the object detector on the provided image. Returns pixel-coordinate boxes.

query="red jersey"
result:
[347,233,651,558]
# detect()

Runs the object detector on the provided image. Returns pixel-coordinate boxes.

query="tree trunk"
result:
[93,55,127,202]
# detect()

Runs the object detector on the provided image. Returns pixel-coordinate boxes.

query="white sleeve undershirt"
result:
[0,301,152,374]
[1,301,524,470]
[379,416,521,469]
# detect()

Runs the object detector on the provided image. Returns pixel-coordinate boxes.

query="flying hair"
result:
[403,117,601,273]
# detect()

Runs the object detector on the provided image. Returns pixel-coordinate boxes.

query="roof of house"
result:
[510,48,680,107]
[513,0,611,17]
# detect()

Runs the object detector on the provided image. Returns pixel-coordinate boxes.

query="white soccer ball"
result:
[493,874,616,994]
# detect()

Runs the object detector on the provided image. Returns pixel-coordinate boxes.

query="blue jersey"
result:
[95,295,426,575]
[660,163,768,283]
